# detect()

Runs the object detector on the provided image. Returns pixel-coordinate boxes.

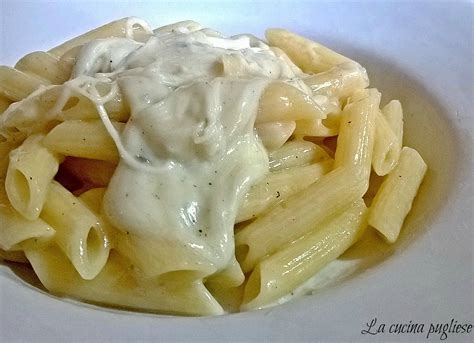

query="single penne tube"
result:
[5,134,62,220]
[235,166,367,272]
[304,62,369,99]
[43,120,124,162]
[381,100,404,148]
[15,51,73,85]
[0,186,55,251]
[334,88,380,183]
[237,160,333,223]
[368,147,427,243]
[25,246,224,316]
[372,111,401,176]
[48,17,153,58]
[256,82,327,123]
[0,66,49,102]
[255,121,295,151]
[268,139,331,171]
[40,181,111,280]
[241,198,368,309]
[265,28,354,73]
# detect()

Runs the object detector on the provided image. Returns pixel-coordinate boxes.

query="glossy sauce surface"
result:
[69,21,309,274]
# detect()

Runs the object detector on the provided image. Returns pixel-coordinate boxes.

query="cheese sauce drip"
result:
[69,20,306,275]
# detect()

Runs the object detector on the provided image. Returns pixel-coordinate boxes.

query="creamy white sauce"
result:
[7,20,318,277]
[78,23,314,274]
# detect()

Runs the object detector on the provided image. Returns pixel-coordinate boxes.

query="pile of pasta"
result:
[0,18,427,315]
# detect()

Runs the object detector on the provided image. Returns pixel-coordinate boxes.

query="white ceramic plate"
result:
[1,1,472,341]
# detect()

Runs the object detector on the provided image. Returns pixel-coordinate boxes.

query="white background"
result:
[0,1,473,342]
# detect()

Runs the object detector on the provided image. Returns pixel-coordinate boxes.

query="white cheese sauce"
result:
[67,20,310,275]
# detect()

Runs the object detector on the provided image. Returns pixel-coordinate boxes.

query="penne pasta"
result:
[0,18,429,316]
[5,134,62,220]
[372,111,401,176]
[257,82,327,123]
[78,187,219,279]
[268,139,331,171]
[78,187,107,214]
[237,160,333,223]
[255,121,296,151]
[25,245,224,316]
[44,120,124,162]
[368,147,427,243]
[15,51,73,85]
[205,257,245,289]
[265,28,354,73]
[241,198,368,309]
[48,17,153,58]
[0,66,50,102]
[0,184,55,251]
[235,166,367,272]
[381,100,404,149]
[304,62,369,99]
[334,88,380,184]
[40,181,110,279]
[294,111,341,137]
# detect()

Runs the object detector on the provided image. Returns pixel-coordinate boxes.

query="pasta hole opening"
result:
[131,24,152,42]
[86,226,104,265]
[132,23,146,31]
[242,265,262,304]
[61,96,80,111]
[10,169,31,209]
[235,244,249,265]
